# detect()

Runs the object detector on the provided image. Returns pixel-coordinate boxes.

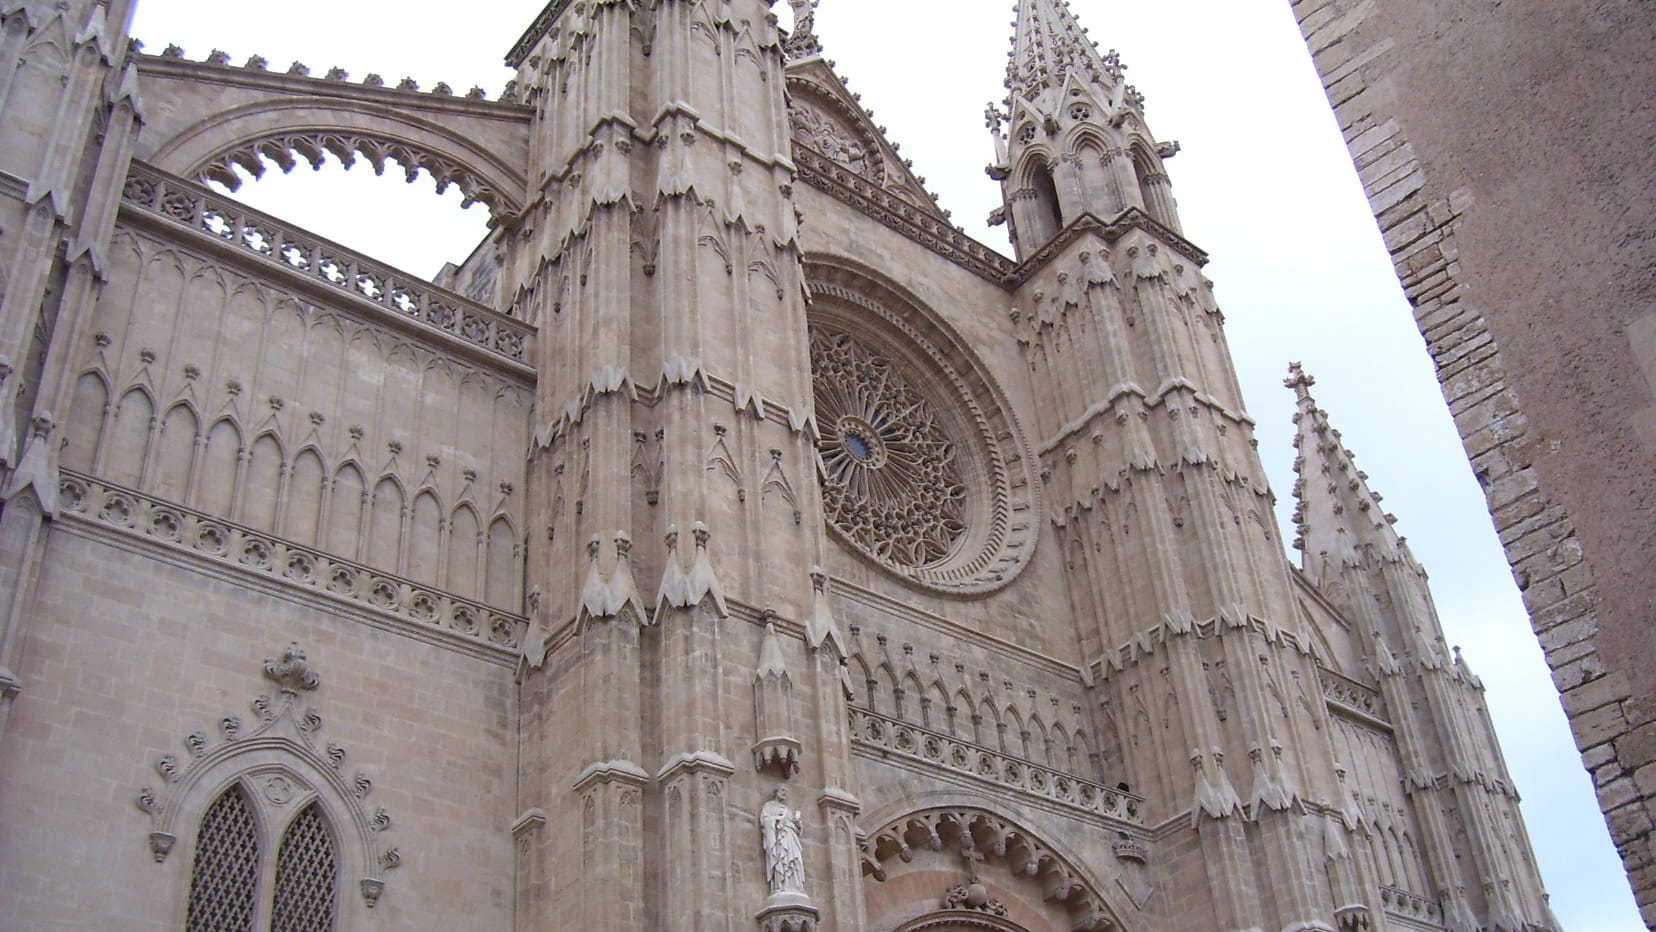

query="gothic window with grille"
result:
[184,782,340,932]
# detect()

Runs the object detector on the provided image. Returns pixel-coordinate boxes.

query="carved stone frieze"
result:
[790,96,883,185]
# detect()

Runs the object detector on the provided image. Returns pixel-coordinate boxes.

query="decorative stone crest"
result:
[264,642,320,692]
[941,881,1008,915]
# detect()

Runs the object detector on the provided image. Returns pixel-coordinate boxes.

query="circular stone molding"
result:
[806,260,1038,595]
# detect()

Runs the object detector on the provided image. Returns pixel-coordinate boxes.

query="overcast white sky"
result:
[128,1,1638,927]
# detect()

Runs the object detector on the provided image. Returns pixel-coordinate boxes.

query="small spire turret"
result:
[1287,362,1407,586]
[994,0,1181,258]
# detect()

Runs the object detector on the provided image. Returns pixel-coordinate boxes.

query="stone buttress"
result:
[1289,364,1558,932]
[0,0,141,738]
[997,1,1369,928]
[506,1,855,929]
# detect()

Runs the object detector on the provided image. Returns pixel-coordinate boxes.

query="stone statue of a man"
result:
[761,784,806,895]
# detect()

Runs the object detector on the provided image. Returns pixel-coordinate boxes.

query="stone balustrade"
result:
[849,706,1144,826]
[119,163,532,365]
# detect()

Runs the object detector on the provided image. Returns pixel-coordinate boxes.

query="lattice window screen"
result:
[270,801,338,932]
[186,787,261,932]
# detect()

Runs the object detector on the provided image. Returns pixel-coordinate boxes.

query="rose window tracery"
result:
[812,327,969,567]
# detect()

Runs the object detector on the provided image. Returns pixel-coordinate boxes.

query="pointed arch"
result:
[147,685,395,928]
[1073,728,1098,782]
[154,402,202,503]
[269,800,339,931]
[485,515,521,610]
[64,371,111,474]
[925,679,952,733]
[978,696,1002,751]
[872,662,899,719]
[900,671,926,724]
[105,386,157,489]
[408,489,444,587]
[1128,140,1176,229]
[197,418,243,516]
[184,784,261,932]
[849,655,875,710]
[1003,705,1027,757]
[860,801,1136,932]
[141,93,527,215]
[326,462,367,559]
[366,475,406,573]
[447,503,483,598]
[285,447,327,546]
[1067,128,1122,217]
[242,433,285,532]
[1017,153,1065,247]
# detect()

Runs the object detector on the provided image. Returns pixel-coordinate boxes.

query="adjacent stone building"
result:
[1291,0,1655,923]
[0,0,1563,928]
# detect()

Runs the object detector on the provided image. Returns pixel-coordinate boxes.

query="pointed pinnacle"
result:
[1284,361,1317,404]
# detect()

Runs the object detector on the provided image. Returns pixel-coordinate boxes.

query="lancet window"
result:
[184,781,341,932]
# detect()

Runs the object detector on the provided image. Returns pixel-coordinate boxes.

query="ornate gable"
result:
[783,58,948,222]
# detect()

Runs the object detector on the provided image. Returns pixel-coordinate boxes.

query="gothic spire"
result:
[1005,0,1129,108]
[991,0,1177,257]
[1287,363,1410,586]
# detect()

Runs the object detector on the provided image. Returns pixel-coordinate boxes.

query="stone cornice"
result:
[0,168,26,200]
[795,148,1016,285]
[55,473,523,667]
[1011,209,1208,284]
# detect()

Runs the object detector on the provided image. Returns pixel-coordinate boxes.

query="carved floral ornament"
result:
[135,644,400,909]
[806,264,1038,595]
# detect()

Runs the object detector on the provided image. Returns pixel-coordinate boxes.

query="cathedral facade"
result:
[0,1,1559,930]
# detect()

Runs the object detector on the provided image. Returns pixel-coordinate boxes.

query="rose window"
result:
[805,265,1039,595]
[812,327,969,567]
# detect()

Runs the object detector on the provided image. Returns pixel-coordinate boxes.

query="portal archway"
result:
[860,805,1135,931]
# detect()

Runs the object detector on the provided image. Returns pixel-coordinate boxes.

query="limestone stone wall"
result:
[1291,0,1656,918]
[0,525,517,930]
